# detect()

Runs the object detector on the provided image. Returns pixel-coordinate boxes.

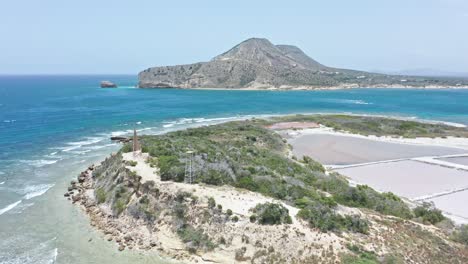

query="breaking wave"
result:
[0,200,22,215]
[23,184,54,200]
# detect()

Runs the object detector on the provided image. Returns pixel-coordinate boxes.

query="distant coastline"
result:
[138,84,468,91]
[138,38,468,90]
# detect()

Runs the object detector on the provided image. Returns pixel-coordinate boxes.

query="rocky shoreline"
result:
[64,155,163,253]
[139,83,468,91]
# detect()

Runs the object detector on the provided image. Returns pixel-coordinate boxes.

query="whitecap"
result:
[19,159,59,167]
[343,99,372,105]
[0,181,5,185]
[163,123,175,128]
[68,149,92,155]
[0,200,22,215]
[66,137,104,146]
[49,247,58,264]
[23,184,54,200]
[83,143,117,150]
[111,130,130,137]
[49,151,58,156]
[136,121,142,125]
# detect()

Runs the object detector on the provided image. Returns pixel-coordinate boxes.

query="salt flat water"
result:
[1,75,468,263]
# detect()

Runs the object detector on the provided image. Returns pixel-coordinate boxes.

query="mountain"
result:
[138,38,468,89]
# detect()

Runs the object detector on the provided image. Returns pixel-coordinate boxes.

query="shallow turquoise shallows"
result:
[1,75,468,263]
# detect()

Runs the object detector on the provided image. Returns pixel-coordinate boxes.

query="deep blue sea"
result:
[1,75,468,263]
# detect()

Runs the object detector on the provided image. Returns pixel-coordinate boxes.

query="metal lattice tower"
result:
[184,150,194,184]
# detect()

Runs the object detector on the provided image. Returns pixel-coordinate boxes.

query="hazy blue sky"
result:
[1,0,467,74]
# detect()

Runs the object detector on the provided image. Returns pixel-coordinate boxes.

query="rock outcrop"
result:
[138,38,468,89]
[100,81,117,88]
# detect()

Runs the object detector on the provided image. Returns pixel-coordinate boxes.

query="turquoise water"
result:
[1,75,468,263]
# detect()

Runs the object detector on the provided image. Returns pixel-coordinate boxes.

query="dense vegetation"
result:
[452,224,468,245]
[268,114,468,138]
[251,202,292,225]
[413,202,446,225]
[127,119,415,233]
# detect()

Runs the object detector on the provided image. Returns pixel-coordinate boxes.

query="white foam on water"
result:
[3,119,17,123]
[23,184,54,200]
[12,202,34,214]
[0,181,5,185]
[19,159,59,167]
[1,236,58,264]
[66,136,105,147]
[48,247,58,264]
[136,121,142,125]
[341,99,372,105]
[0,200,22,215]
[83,143,117,150]
[68,149,92,155]
[110,130,131,137]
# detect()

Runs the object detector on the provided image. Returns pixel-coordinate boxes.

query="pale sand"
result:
[287,133,466,165]
[283,126,468,150]
[120,151,348,262]
[438,156,468,166]
[428,190,468,223]
[335,160,468,200]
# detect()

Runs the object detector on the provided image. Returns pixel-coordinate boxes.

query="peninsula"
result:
[138,38,468,90]
[68,114,468,263]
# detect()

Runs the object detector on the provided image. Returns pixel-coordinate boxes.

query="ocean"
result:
[1,75,468,263]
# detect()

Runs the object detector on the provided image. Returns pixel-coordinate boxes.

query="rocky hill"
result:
[138,38,468,89]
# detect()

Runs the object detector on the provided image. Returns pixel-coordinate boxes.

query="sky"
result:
[0,0,467,74]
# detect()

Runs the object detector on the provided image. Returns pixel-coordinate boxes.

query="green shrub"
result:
[253,203,292,225]
[120,143,132,153]
[334,185,413,219]
[126,160,137,167]
[226,209,233,216]
[413,202,445,225]
[177,225,216,252]
[114,198,127,215]
[451,224,468,245]
[302,155,325,173]
[232,215,239,222]
[342,244,379,264]
[250,214,257,223]
[207,197,216,209]
[297,201,369,234]
[236,176,258,191]
[217,204,222,210]
[96,188,106,204]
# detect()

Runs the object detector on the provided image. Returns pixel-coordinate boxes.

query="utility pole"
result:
[184,150,194,184]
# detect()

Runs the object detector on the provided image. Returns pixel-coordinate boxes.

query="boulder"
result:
[72,195,81,202]
[100,81,117,88]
